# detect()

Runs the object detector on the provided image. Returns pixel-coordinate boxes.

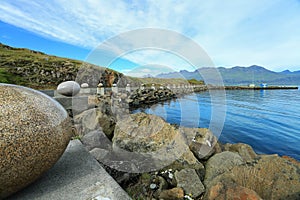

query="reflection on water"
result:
[259,89,264,97]
[133,89,300,160]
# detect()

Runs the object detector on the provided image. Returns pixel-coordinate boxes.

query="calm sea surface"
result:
[133,89,300,160]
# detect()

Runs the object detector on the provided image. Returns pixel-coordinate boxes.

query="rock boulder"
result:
[74,107,115,139]
[180,127,220,160]
[204,151,243,185]
[206,182,262,200]
[112,113,179,152]
[224,143,257,162]
[204,154,300,200]
[158,187,184,200]
[164,149,206,180]
[174,168,205,198]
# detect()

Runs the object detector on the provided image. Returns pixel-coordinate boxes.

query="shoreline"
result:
[39,84,298,97]
[72,98,300,200]
[40,86,300,199]
[40,86,300,160]
[221,85,298,90]
[45,86,300,162]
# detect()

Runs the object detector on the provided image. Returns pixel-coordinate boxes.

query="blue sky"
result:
[1,0,300,76]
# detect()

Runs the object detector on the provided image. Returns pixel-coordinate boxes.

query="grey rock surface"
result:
[7,140,131,200]
[81,130,112,151]
[180,127,218,160]
[204,151,243,185]
[174,168,205,198]
[223,143,257,162]
[164,148,206,180]
[112,112,179,152]
[74,108,116,139]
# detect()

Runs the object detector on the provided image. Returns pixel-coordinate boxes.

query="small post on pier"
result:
[151,84,155,90]
[112,83,118,94]
[97,83,104,96]
[126,83,131,92]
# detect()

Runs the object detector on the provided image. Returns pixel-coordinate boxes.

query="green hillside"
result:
[0,43,131,89]
[0,43,193,89]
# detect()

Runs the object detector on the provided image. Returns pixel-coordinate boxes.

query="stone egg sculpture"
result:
[57,81,80,96]
[81,83,89,88]
[0,83,73,199]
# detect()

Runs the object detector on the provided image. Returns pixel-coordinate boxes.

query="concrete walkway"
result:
[8,140,131,200]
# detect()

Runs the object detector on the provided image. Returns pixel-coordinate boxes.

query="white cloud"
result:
[124,63,177,77]
[1,0,300,72]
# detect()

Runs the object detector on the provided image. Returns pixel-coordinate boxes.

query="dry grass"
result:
[230,161,280,199]
[133,77,191,86]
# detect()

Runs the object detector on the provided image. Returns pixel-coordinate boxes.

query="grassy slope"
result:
[0,43,194,89]
[131,77,201,86]
[0,43,83,89]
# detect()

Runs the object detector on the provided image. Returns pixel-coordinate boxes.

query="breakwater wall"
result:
[109,84,298,108]
[124,85,207,108]
[41,84,298,113]
[39,85,208,116]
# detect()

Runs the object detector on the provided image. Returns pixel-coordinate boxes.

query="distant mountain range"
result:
[156,65,300,85]
[1,43,299,87]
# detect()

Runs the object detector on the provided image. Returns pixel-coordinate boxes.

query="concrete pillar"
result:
[151,84,155,90]
[125,84,131,92]
[112,83,118,93]
[97,83,104,96]
[80,83,90,94]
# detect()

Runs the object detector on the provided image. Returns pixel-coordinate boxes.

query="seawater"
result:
[133,89,300,160]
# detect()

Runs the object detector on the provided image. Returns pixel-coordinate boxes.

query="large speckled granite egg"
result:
[0,84,73,199]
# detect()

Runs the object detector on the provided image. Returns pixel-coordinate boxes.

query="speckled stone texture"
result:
[0,84,73,199]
